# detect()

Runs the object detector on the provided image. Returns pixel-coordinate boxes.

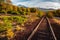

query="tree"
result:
[0,0,5,2]
[37,11,44,17]
[5,0,12,4]
[30,8,36,13]
[46,11,54,18]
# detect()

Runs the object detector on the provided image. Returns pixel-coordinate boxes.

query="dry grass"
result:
[53,18,60,25]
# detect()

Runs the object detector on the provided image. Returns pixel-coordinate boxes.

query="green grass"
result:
[0,16,27,32]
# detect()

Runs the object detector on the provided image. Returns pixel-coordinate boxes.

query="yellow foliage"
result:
[16,25,25,31]
[6,29,14,39]
[16,25,21,31]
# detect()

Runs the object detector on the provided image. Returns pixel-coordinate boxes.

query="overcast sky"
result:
[11,0,60,9]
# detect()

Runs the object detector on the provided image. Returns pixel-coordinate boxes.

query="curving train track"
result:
[27,17,57,40]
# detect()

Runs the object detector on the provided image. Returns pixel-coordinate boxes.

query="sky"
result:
[11,0,60,9]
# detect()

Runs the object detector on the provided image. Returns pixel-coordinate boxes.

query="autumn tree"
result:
[46,11,54,18]
[37,10,45,17]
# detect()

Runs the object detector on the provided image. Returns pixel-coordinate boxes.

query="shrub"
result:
[7,10,19,15]
[0,10,6,14]
[37,11,44,17]
[46,12,54,18]
[30,8,36,13]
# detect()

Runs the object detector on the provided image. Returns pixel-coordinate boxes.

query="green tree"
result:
[30,8,36,13]
[0,0,5,2]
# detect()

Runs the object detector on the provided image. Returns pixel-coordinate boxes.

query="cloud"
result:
[11,0,60,9]
[39,2,60,9]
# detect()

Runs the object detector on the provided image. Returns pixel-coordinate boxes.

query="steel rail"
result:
[46,17,57,40]
[27,17,57,40]
[27,17,44,40]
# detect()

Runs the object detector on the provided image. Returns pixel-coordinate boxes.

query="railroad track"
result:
[27,17,57,40]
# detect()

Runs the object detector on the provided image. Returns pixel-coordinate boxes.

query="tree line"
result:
[46,9,60,18]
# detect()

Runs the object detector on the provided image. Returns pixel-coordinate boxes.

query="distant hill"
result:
[18,5,27,8]
[38,8,55,11]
